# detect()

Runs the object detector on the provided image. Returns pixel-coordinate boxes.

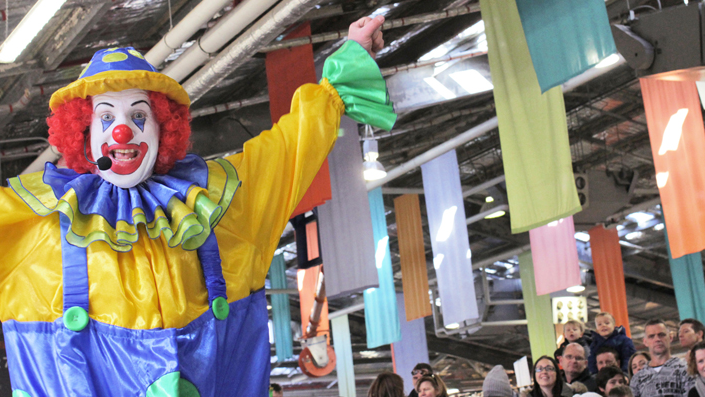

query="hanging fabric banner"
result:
[519,251,557,360]
[266,22,331,218]
[665,227,705,322]
[364,188,401,348]
[393,194,432,321]
[529,216,581,296]
[269,254,293,362]
[291,212,323,270]
[588,225,631,337]
[318,116,378,299]
[421,150,479,326]
[515,0,616,93]
[481,0,581,234]
[392,292,430,395]
[640,78,705,258]
[332,315,356,397]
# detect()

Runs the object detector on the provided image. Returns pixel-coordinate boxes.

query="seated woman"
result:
[528,356,574,397]
[416,374,449,397]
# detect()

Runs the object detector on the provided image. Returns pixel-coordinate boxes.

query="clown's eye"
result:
[132,112,146,120]
[101,114,114,122]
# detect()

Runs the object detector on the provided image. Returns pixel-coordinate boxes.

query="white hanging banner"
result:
[421,150,479,326]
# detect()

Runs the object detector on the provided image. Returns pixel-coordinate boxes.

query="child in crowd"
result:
[607,386,634,397]
[554,319,592,362]
[588,312,636,374]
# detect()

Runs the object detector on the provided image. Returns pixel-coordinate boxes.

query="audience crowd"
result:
[270,315,705,396]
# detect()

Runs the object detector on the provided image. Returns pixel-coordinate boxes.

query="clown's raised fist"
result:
[348,15,385,59]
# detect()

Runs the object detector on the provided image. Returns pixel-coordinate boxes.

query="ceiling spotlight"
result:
[445,323,460,330]
[362,126,387,181]
[480,195,506,219]
[567,285,586,293]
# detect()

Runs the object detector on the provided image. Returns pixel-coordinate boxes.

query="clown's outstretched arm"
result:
[216,16,396,287]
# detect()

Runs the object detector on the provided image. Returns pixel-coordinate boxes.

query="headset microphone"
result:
[84,135,112,171]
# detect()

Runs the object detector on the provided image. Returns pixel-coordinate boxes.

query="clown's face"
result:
[90,89,159,188]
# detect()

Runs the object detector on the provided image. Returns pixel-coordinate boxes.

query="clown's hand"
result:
[348,15,385,59]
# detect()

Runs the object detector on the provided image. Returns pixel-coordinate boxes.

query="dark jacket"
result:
[564,368,597,392]
[409,390,418,397]
[588,326,636,374]
[554,335,592,362]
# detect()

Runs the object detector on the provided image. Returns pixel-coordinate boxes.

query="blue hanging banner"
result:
[665,227,705,322]
[268,254,293,362]
[332,315,357,397]
[392,292,430,395]
[364,188,401,348]
[515,0,616,93]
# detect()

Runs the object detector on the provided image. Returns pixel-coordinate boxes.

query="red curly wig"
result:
[47,91,191,175]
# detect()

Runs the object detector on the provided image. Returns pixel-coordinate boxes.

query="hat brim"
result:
[49,70,190,111]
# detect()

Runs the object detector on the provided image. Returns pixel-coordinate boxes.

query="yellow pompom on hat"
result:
[49,47,190,111]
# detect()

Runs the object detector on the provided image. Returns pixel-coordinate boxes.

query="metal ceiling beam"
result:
[426,334,523,368]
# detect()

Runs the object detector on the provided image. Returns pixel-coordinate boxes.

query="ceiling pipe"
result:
[162,0,281,82]
[370,105,491,141]
[182,0,326,103]
[365,57,627,191]
[144,0,233,68]
[465,204,508,225]
[259,5,481,53]
[190,94,269,118]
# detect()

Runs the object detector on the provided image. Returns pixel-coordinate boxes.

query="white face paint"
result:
[90,89,159,188]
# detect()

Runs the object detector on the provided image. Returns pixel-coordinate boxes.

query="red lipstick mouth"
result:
[101,142,149,175]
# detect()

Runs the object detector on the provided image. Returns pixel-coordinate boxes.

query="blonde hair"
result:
[595,312,616,324]
[564,319,585,334]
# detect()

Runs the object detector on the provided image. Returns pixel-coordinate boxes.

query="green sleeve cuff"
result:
[322,41,397,131]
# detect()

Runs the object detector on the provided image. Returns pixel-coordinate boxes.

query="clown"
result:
[0,16,393,397]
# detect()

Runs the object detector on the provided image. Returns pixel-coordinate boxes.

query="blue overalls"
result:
[3,215,271,396]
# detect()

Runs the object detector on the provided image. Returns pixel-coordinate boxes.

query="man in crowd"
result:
[409,363,433,397]
[630,319,694,397]
[595,346,621,372]
[270,383,283,397]
[559,343,597,392]
[679,318,705,351]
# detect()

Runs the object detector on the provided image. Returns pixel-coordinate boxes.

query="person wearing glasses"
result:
[529,356,573,397]
[409,364,434,397]
[559,343,597,392]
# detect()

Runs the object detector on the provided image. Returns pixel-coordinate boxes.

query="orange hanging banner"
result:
[266,22,332,218]
[393,194,432,321]
[640,77,705,258]
[297,220,329,339]
[588,225,631,337]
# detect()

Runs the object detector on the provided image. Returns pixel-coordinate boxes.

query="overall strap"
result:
[59,213,90,331]
[196,232,229,320]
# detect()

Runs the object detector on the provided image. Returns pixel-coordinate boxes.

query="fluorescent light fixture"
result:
[567,285,585,293]
[625,231,643,240]
[626,211,655,226]
[574,232,590,242]
[433,254,445,269]
[616,225,625,231]
[485,196,494,203]
[595,54,620,69]
[0,0,69,63]
[445,323,460,330]
[656,172,670,188]
[484,268,497,274]
[448,388,460,394]
[654,223,665,231]
[436,206,458,242]
[424,77,457,100]
[363,162,386,181]
[484,210,505,219]
[450,69,494,94]
[658,108,689,155]
[267,305,272,310]
[375,236,389,269]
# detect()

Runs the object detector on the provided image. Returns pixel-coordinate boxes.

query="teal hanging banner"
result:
[364,188,402,348]
[665,227,705,322]
[515,0,616,93]
[268,254,293,362]
[332,315,357,397]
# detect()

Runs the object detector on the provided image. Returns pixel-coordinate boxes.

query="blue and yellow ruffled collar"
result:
[8,154,240,252]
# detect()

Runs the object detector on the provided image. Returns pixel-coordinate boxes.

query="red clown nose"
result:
[112,124,134,144]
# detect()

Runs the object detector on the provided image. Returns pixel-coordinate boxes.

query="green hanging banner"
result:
[481,0,581,234]
[518,251,556,360]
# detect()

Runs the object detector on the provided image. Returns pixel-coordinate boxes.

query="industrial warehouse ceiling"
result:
[0,0,691,395]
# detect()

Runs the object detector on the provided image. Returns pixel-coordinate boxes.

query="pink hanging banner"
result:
[529,216,581,295]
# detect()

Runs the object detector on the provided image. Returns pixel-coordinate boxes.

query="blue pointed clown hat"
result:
[49,47,190,111]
